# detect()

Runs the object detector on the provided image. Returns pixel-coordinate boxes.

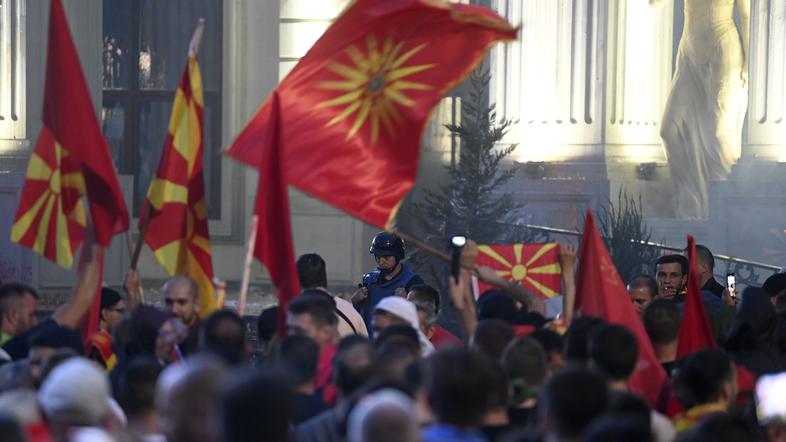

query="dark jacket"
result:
[725,287,786,376]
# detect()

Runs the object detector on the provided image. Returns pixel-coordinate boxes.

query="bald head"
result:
[163,276,199,325]
[157,356,227,442]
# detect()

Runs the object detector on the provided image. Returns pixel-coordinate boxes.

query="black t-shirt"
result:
[1,319,59,360]
[293,392,329,425]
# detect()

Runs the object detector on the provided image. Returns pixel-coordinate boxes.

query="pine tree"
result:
[407,69,543,245]
[400,69,546,335]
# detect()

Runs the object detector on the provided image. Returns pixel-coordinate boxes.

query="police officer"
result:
[351,231,424,329]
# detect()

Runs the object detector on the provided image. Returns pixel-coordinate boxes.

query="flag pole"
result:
[389,228,477,271]
[237,215,259,317]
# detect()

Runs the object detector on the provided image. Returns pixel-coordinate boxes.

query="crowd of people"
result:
[2,230,786,442]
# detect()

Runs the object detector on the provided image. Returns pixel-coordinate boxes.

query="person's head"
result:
[539,366,610,440]
[38,358,111,431]
[529,328,565,372]
[99,288,126,331]
[376,333,421,384]
[334,336,378,399]
[501,337,548,405]
[0,283,39,336]
[673,348,737,410]
[372,297,420,339]
[763,273,786,315]
[654,255,688,300]
[286,294,338,349]
[643,298,681,346]
[276,334,320,387]
[115,356,162,422]
[369,231,405,275]
[127,305,172,357]
[347,389,419,442]
[257,306,278,347]
[422,347,497,428]
[28,325,83,384]
[563,316,605,363]
[162,275,199,326]
[690,244,716,285]
[156,356,227,442]
[297,253,328,290]
[199,309,248,365]
[589,324,639,384]
[476,290,517,324]
[406,284,440,336]
[220,368,293,442]
[627,275,658,315]
[156,317,187,364]
[471,319,515,362]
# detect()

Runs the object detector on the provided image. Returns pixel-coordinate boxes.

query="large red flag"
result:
[576,210,666,406]
[253,93,301,335]
[676,235,716,357]
[226,0,516,228]
[11,0,128,344]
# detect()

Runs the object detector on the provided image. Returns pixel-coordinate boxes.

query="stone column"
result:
[746,0,786,159]
[490,0,606,162]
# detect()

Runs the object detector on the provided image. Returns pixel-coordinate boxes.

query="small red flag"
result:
[253,93,301,336]
[576,210,666,406]
[226,0,516,228]
[476,243,562,298]
[676,235,716,358]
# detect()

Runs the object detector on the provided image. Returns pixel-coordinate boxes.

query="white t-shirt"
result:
[334,296,369,337]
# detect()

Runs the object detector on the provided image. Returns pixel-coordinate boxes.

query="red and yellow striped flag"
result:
[476,243,562,299]
[11,0,128,268]
[141,23,216,315]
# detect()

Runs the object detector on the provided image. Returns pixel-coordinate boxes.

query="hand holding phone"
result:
[727,272,737,300]
[450,235,467,283]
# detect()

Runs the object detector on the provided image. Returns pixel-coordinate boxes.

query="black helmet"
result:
[369,231,405,260]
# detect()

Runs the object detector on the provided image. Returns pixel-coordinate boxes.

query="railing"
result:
[521,223,781,288]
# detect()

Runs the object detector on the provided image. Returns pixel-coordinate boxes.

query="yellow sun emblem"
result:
[316,35,435,144]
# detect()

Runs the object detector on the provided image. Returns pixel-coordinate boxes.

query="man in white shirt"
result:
[297,253,368,338]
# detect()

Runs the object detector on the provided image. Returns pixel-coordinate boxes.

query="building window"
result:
[101,0,222,218]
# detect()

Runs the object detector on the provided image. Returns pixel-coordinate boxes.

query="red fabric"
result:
[735,365,756,407]
[475,243,562,299]
[226,0,516,228]
[252,93,301,336]
[575,210,666,407]
[25,422,53,442]
[80,255,104,350]
[42,0,128,245]
[676,236,717,358]
[317,343,338,404]
[430,325,462,348]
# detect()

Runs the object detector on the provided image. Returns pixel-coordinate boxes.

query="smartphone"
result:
[450,235,467,283]
[756,373,786,423]
[727,273,736,299]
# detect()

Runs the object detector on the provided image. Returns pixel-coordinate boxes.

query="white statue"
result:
[654,0,750,219]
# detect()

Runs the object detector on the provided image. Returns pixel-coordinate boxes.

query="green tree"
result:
[597,189,659,284]
[399,69,546,334]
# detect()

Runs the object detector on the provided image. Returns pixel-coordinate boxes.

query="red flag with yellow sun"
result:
[476,243,562,299]
[226,0,517,228]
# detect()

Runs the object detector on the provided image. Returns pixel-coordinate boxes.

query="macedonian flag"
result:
[11,0,129,268]
[476,243,562,299]
[140,22,216,315]
[227,0,517,228]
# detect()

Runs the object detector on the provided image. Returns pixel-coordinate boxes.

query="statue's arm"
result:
[737,0,751,79]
